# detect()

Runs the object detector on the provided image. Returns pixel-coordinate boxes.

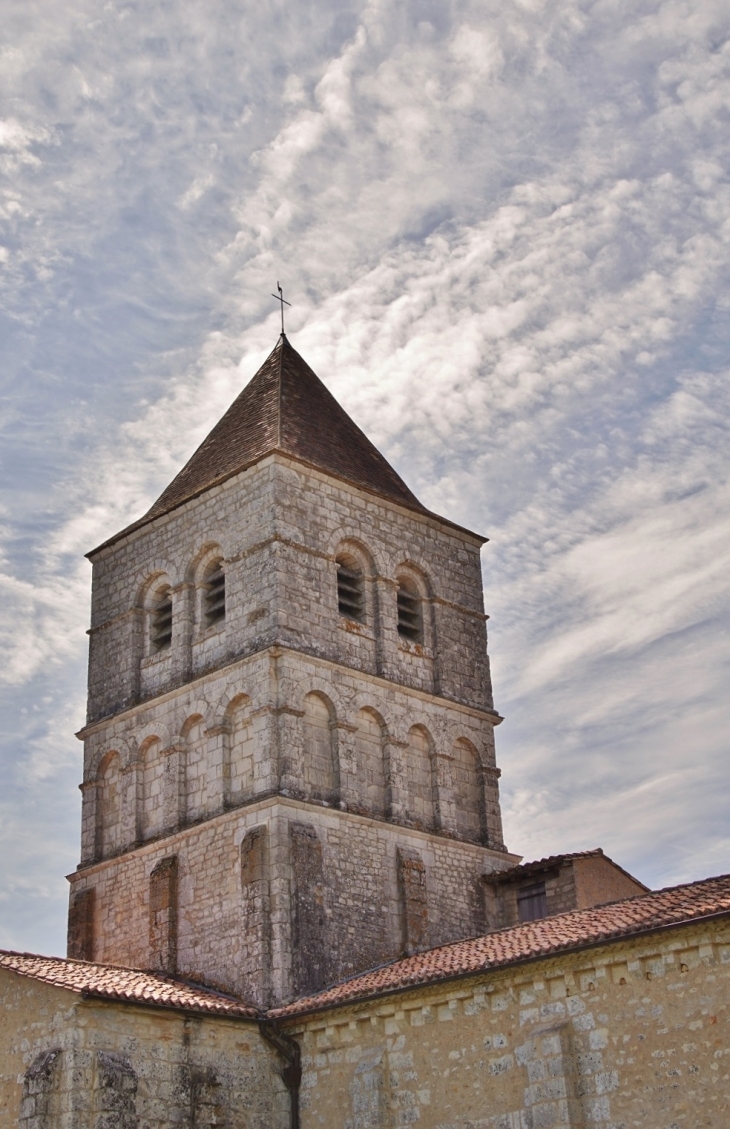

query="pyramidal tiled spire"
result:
[96,336,428,552]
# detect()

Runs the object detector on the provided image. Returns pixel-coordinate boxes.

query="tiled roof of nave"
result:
[7,875,727,1022]
[269,872,730,1017]
[0,950,258,1019]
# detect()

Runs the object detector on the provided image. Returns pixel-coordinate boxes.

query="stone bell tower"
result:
[68,334,516,1007]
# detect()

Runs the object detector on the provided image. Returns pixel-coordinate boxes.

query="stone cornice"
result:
[77,644,503,740]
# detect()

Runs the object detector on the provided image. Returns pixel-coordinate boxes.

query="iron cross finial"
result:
[271,281,291,336]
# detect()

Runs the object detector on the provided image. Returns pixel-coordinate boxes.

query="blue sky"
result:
[1,0,729,956]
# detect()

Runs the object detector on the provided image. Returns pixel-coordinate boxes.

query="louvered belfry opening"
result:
[336,556,364,621]
[151,586,173,651]
[517,881,548,923]
[204,560,226,626]
[397,579,422,642]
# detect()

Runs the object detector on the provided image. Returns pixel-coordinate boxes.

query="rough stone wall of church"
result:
[78,447,506,1006]
[0,975,286,1129]
[86,454,493,725]
[289,917,730,1129]
[69,796,512,1006]
[4,919,728,1128]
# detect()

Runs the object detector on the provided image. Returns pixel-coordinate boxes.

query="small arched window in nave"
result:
[397,578,422,642]
[336,556,364,621]
[151,586,173,651]
[204,560,226,626]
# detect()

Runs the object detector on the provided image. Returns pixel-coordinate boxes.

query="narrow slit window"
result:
[517,881,548,923]
[204,561,225,626]
[151,587,173,652]
[336,557,364,621]
[397,580,422,642]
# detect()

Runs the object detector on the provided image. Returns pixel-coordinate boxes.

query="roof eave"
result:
[86,450,487,560]
[267,906,730,1023]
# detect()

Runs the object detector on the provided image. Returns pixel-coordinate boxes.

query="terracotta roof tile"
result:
[91,336,452,556]
[7,876,727,1023]
[269,872,730,1018]
[0,951,258,1019]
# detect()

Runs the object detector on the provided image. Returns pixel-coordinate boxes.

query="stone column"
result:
[375,575,400,682]
[79,779,97,865]
[482,765,506,851]
[289,822,327,996]
[68,886,95,961]
[170,581,194,685]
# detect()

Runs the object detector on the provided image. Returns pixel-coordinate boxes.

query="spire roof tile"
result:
[91,336,444,555]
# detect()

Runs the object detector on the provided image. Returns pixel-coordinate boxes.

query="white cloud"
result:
[1,0,729,952]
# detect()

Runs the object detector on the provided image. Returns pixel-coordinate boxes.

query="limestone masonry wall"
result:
[0,973,285,1129]
[86,454,493,723]
[77,447,508,1009]
[79,648,505,868]
[69,796,514,1007]
[4,916,729,1128]
[288,916,730,1129]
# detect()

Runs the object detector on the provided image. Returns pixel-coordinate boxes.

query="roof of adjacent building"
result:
[90,335,467,556]
[5,874,727,1023]
[0,950,258,1019]
[268,872,730,1018]
[487,848,649,890]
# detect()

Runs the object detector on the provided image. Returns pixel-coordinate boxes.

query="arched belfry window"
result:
[203,559,225,626]
[336,555,364,622]
[151,585,173,652]
[397,577,422,642]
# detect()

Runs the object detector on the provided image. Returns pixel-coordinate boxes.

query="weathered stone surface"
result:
[290,822,327,997]
[0,971,287,1129]
[397,847,428,956]
[289,917,730,1129]
[148,856,178,974]
[240,825,272,1008]
[68,887,95,962]
[71,447,512,1006]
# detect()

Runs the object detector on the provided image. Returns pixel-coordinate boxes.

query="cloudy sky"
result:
[2,0,729,956]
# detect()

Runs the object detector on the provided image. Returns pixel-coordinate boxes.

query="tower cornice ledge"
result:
[68,793,522,880]
[87,450,487,563]
[76,643,504,740]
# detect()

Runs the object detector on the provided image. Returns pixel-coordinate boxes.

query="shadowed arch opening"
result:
[452,738,483,842]
[302,692,337,803]
[397,576,423,642]
[336,553,365,621]
[355,708,387,816]
[97,751,122,859]
[149,582,172,652]
[202,557,225,627]
[402,725,434,830]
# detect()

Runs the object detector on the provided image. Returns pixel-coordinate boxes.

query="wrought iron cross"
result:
[271,281,291,335]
